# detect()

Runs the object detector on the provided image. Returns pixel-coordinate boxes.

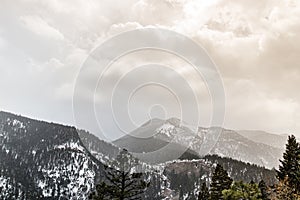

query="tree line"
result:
[198,135,300,200]
[90,135,300,200]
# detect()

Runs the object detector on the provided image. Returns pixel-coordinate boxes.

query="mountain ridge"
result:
[0,111,104,199]
[114,117,284,168]
[0,111,281,199]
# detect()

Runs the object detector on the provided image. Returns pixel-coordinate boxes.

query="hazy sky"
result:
[0,0,300,139]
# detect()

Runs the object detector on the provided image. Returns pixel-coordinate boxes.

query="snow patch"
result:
[156,123,176,138]
[11,119,26,129]
[55,141,85,152]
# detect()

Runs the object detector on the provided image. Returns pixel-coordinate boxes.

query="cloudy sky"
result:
[0,0,300,140]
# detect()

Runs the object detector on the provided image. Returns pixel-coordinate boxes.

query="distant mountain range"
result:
[237,130,288,150]
[114,119,201,164]
[0,111,284,199]
[114,118,284,169]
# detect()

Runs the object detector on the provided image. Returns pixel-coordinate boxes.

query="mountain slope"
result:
[113,119,200,163]
[114,135,201,164]
[237,130,288,149]
[162,155,277,199]
[0,111,282,199]
[78,129,120,165]
[201,128,283,169]
[115,118,283,168]
[0,111,104,199]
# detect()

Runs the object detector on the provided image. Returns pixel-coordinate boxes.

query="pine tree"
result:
[198,182,209,200]
[222,181,262,200]
[169,169,179,190]
[210,164,232,200]
[258,180,269,200]
[271,177,300,200]
[179,186,184,200]
[90,149,149,200]
[89,182,111,200]
[144,172,163,200]
[277,135,300,194]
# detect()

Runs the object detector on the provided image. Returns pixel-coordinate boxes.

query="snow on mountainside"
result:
[0,111,104,199]
[114,119,201,164]
[116,118,284,169]
[0,111,280,200]
[161,154,277,199]
[237,130,289,149]
[78,129,121,166]
[199,128,283,169]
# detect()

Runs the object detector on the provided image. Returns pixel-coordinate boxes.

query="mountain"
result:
[162,155,277,199]
[78,129,120,165]
[0,111,104,199]
[237,130,288,149]
[113,119,201,164]
[0,111,281,199]
[199,128,283,169]
[114,118,283,168]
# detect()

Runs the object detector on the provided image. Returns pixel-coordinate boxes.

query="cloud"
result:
[1,0,300,138]
[224,77,300,134]
[20,15,64,40]
[0,36,6,49]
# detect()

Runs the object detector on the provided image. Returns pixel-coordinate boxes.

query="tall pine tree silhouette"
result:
[277,135,300,194]
[210,164,232,200]
[89,149,149,200]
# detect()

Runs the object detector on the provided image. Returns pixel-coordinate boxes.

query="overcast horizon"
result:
[1,0,300,139]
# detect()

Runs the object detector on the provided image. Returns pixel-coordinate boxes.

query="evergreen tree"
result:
[179,186,184,200]
[222,181,262,200]
[144,172,163,200]
[277,135,300,194]
[89,182,111,200]
[258,180,269,200]
[169,169,179,190]
[210,164,232,200]
[198,182,209,200]
[90,149,149,200]
[270,177,300,200]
